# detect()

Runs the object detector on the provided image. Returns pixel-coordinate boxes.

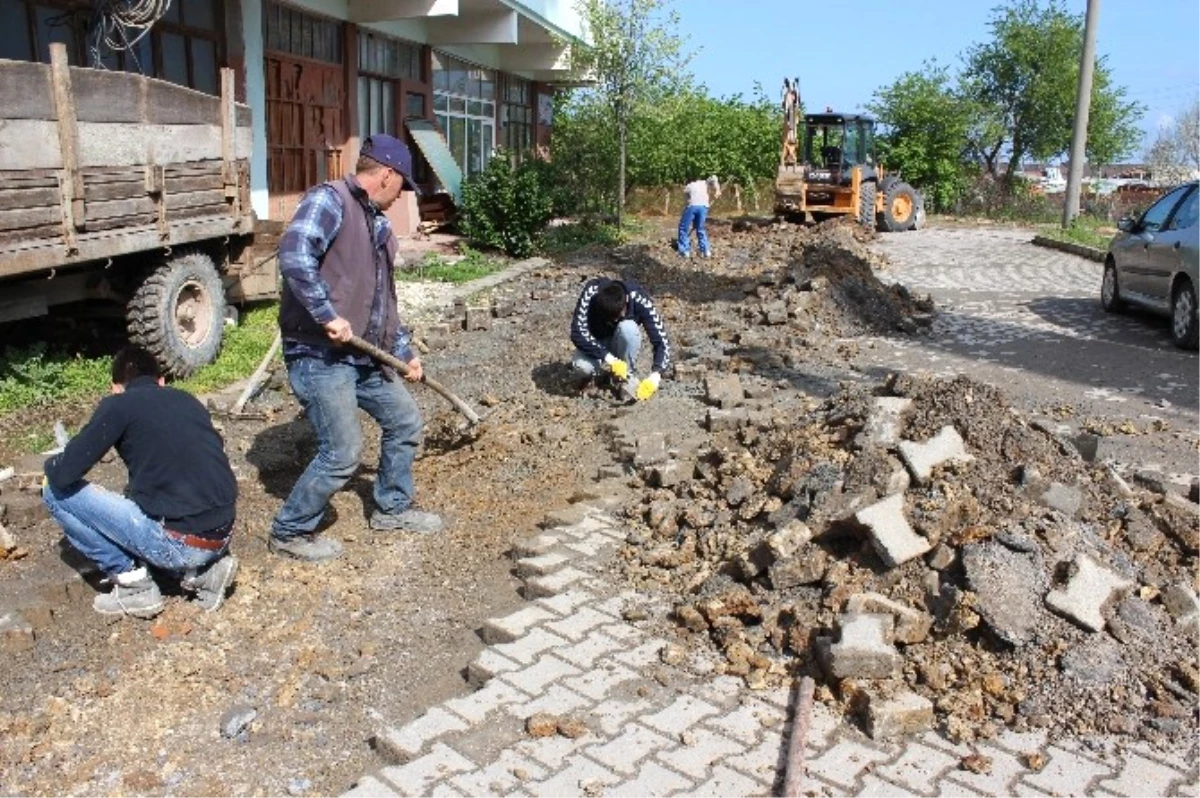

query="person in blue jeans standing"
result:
[677,175,720,258]
[271,134,442,563]
[42,345,239,619]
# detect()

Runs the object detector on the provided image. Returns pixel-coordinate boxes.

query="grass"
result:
[0,305,283,451]
[397,246,505,284]
[1035,217,1114,251]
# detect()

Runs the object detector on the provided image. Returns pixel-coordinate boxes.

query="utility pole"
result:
[1062,0,1100,228]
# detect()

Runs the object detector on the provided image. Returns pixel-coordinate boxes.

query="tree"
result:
[962,0,1142,182]
[868,61,973,212]
[1146,99,1200,185]
[570,0,692,227]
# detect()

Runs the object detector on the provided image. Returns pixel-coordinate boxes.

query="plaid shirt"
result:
[279,177,414,364]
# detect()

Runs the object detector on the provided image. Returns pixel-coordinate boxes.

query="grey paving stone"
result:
[605,760,695,796]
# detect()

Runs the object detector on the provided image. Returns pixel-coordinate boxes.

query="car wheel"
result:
[1170,278,1199,350]
[1100,259,1126,312]
[127,251,226,378]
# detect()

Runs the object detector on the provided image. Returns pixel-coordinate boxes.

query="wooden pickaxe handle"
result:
[347,335,482,426]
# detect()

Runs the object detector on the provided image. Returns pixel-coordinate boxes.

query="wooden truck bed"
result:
[0,51,256,280]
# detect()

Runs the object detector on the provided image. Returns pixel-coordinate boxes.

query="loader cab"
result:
[803,113,877,185]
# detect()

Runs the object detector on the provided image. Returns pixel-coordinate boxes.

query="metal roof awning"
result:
[405,117,463,204]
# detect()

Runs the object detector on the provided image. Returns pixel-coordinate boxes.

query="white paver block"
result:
[641,695,721,736]
[845,591,933,643]
[480,605,557,645]
[378,743,476,797]
[863,690,935,740]
[855,493,932,568]
[524,566,590,598]
[374,708,469,764]
[466,648,521,687]
[1020,744,1115,795]
[829,613,900,679]
[342,775,401,797]
[499,654,581,694]
[1045,553,1134,632]
[898,424,974,484]
[511,533,563,558]
[444,678,530,723]
[606,760,696,796]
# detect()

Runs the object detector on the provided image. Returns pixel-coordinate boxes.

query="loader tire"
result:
[858,181,877,228]
[882,182,918,232]
[127,251,226,378]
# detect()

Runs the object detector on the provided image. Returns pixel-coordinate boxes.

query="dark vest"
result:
[279,178,401,352]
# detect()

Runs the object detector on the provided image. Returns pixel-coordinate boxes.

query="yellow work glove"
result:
[604,354,629,381]
[636,372,661,401]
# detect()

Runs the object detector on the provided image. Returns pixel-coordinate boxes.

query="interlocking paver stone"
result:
[523,753,618,797]
[1020,744,1114,795]
[444,678,530,723]
[481,605,557,644]
[552,629,626,668]
[492,627,571,665]
[375,707,469,764]
[342,775,400,797]
[523,566,590,598]
[690,764,767,797]
[606,760,695,796]
[805,736,894,790]
[727,730,787,781]
[499,654,581,694]
[1098,751,1186,797]
[535,589,595,616]
[655,726,746,778]
[940,740,1029,796]
[874,740,958,793]
[708,697,786,744]
[447,752,547,796]
[583,722,677,774]
[563,662,640,701]
[544,606,615,641]
[466,648,522,687]
[378,743,476,797]
[856,773,924,797]
[641,695,721,736]
[505,683,593,719]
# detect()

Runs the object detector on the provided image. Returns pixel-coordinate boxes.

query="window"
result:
[1168,187,1198,231]
[356,30,423,139]
[1,0,223,93]
[266,1,342,64]
[358,31,420,81]
[502,75,534,160]
[1141,184,1192,233]
[432,51,496,179]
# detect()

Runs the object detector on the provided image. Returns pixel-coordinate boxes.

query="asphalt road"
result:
[857,224,1199,488]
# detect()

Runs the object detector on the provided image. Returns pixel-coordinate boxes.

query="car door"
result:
[1123,184,1191,298]
[1144,185,1199,308]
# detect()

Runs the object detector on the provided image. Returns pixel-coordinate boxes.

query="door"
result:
[1121,183,1191,298]
[1144,185,1198,307]
[265,55,346,221]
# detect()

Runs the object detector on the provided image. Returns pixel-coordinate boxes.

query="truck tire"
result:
[127,251,226,378]
[858,181,877,228]
[882,182,918,231]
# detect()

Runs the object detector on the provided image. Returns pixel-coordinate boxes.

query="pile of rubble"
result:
[614,368,1198,745]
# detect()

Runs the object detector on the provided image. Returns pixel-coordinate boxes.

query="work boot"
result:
[93,566,164,619]
[269,534,344,562]
[181,554,239,612]
[370,508,444,534]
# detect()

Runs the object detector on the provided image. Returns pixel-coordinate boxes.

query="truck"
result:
[0,43,278,377]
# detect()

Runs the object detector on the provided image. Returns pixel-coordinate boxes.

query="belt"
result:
[164,528,231,551]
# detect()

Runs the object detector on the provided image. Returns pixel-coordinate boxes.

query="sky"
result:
[680,0,1199,158]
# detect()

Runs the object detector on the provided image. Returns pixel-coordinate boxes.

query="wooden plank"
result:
[0,170,59,187]
[0,223,60,246]
[84,181,147,202]
[87,195,157,221]
[49,44,85,230]
[167,189,229,211]
[0,187,59,211]
[85,214,157,233]
[165,161,225,178]
[0,206,60,233]
[165,174,224,193]
[82,166,145,181]
[0,61,54,120]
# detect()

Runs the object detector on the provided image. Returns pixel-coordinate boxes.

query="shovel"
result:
[347,335,482,427]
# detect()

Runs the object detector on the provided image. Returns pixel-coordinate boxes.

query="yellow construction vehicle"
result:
[775,104,923,232]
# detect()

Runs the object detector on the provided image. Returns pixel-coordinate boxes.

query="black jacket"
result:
[44,377,237,533]
[570,278,672,372]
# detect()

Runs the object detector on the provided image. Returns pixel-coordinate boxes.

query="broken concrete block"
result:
[3,494,50,530]
[704,373,745,409]
[858,397,913,448]
[855,493,932,568]
[1159,493,1200,554]
[1039,482,1084,517]
[706,407,748,432]
[845,592,932,644]
[768,546,829,589]
[1045,553,1135,632]
[898,425,974,485]
[963,541,1047,646]
[862,690,934,739]
[648,460,687,488]
[828,612,900,679]
[633,432,668,467]
[0,610,34,652]
[1161,584,1199,630]
[767,520,813,560]
[464,306,492,330]
[761,302,788,325]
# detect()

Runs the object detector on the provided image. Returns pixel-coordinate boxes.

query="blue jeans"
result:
[272,356,423,538]
[42,481,221,577]
[571,319,642,376]
[677,205,710,256]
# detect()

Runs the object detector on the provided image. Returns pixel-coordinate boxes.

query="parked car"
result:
[1101,180,1199,350]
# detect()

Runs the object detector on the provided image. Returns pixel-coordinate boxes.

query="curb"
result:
[1030,235,1105,262]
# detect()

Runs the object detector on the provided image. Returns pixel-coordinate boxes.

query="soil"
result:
[0,217,1195,796]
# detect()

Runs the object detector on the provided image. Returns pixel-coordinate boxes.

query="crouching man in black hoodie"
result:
[569,277,672,401]
[42,345,239,619]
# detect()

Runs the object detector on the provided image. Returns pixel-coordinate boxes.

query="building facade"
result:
[0,0,585,223]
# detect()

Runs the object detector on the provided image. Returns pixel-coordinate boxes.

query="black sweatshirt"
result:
[44,376,237,534]
[570,278,672,373]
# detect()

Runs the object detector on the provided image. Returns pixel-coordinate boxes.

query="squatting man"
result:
[569,277,672,401]
[42,345,239,619]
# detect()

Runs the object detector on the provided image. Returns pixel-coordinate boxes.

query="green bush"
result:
[458,152,554,258]
[397,246,505,283]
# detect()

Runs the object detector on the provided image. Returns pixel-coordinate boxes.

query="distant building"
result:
[0,0,587,226]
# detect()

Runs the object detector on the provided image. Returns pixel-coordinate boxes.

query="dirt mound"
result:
[615,372,1199,745]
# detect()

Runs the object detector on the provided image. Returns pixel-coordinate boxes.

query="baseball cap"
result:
[361,134,421,195]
